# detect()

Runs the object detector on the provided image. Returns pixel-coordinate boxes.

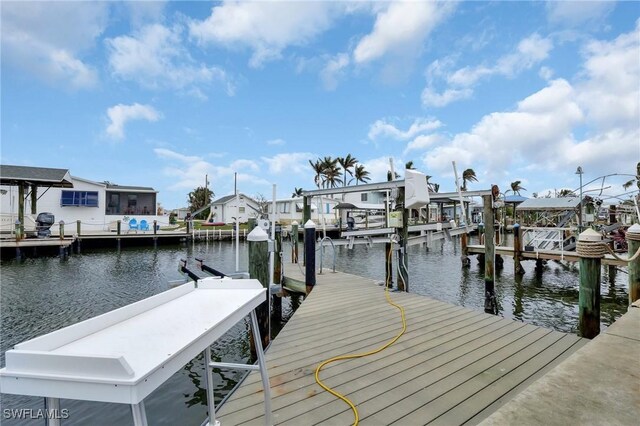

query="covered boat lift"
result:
[0,165,73,238]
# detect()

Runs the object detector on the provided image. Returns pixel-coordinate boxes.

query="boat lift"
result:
[0,277,273,426]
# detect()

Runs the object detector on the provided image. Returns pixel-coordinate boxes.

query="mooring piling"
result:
[291,221,299,264]
[273,225,282,322]
[577,228,604,338]
[483,194,497,314]
[247,226,270,353]
[461,232,470,267]
[513,223,525,275]
[304,220,316,294]
[626,223,640,306]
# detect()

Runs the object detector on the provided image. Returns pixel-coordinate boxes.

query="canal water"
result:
[0,237,629,425]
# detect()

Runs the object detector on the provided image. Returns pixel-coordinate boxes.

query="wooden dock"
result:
[467,244,627,267]
[482,301,640,425]
[217,270,586,425]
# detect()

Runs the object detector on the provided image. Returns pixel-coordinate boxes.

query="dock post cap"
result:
[304,220,316,229]
[513,223,520,228]
[627,223,640,236]
[247,226,268,241]
[578,228,602,242]
[291,220,299,226]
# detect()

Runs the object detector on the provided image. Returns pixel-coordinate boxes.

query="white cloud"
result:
[267,139,286,146]
[320,53,350,91]
[424,79,584,175]
[261,153,315,175]
[360,156,405,182]
[404,134,445,154]
[154,148,270,193]
[1,1,106,89]
[576,20,640,131]
[546,1,614,27]
[368,117,442,141]
[353,1,455,64]
[539,66,554,81]
[189,2,339,67]
[106,24,233,96]
[106,103,161,140]
[420,19,639,185]
[421,87,473,108]
[423,33,553,107]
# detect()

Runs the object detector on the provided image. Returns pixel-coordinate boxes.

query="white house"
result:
[210,193,261,224]
[0,164,162,234]
[266,197,340,226]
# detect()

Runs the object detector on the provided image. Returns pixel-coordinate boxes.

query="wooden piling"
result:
[483,194,497,314]
[18,183,25,238]
[397,204,409,292]
[461,232,470,267]
[273,226,282,322]
[577,229,604,338]
[30,184,37,214]
[247,227,270,352]
[304,220,316,294]
[513,223,525,275]
[302,196,311,265]
[291,221,299,263]
[626,224,640,305]
[59,221,65,240]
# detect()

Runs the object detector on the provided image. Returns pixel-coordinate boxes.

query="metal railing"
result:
[318,236,336,274]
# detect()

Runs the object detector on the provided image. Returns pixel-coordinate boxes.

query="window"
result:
[239,207,245,213]
[361,193,368,202]
[325,203,330,214]
[61,191,99,207]
[280,203,290,214]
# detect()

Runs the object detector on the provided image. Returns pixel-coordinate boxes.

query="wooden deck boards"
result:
[217,270,585,425]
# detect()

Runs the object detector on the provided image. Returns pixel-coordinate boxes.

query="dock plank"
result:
[217,270,587,425]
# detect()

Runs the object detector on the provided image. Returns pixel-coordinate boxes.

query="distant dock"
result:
[0,229,191,259]
[217,270,587,425]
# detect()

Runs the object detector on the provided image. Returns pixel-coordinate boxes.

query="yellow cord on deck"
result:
[314,242,406,426]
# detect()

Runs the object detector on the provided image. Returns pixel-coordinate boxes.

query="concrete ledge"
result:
[481,307,640,426]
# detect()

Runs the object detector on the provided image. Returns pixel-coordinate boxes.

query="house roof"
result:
[504,195,528,204]
[106,183,156,193]
[516,197,581,211]
[0,164,73,188]
[212,193,257,205]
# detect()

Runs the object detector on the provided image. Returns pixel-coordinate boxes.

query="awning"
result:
[516,197,580,211]
[0,164,73,188]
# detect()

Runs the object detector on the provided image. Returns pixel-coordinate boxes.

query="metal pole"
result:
[250,310,273,426]
[204,347,221,426]
[130,402,149,426]
[45,397,61,426]
[235,173,240,272]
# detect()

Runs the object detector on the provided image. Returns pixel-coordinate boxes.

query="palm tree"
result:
[292,187,303,198]
[510,180,527,196]
[461,168,478,191]
[337,154,358,186]
[557,189,575,197]
[309,159,324,189]
[432,183,440,193]
[387,170,401,181]
[354,164,371,185]
[320,156,342,188]
[405,161,415,170]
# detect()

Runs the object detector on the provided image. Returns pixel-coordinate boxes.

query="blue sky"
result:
[2,1,639,210]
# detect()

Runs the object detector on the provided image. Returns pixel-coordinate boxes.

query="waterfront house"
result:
[266,197,340,226]
[211,193,260,224]
[0,164,160,234]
